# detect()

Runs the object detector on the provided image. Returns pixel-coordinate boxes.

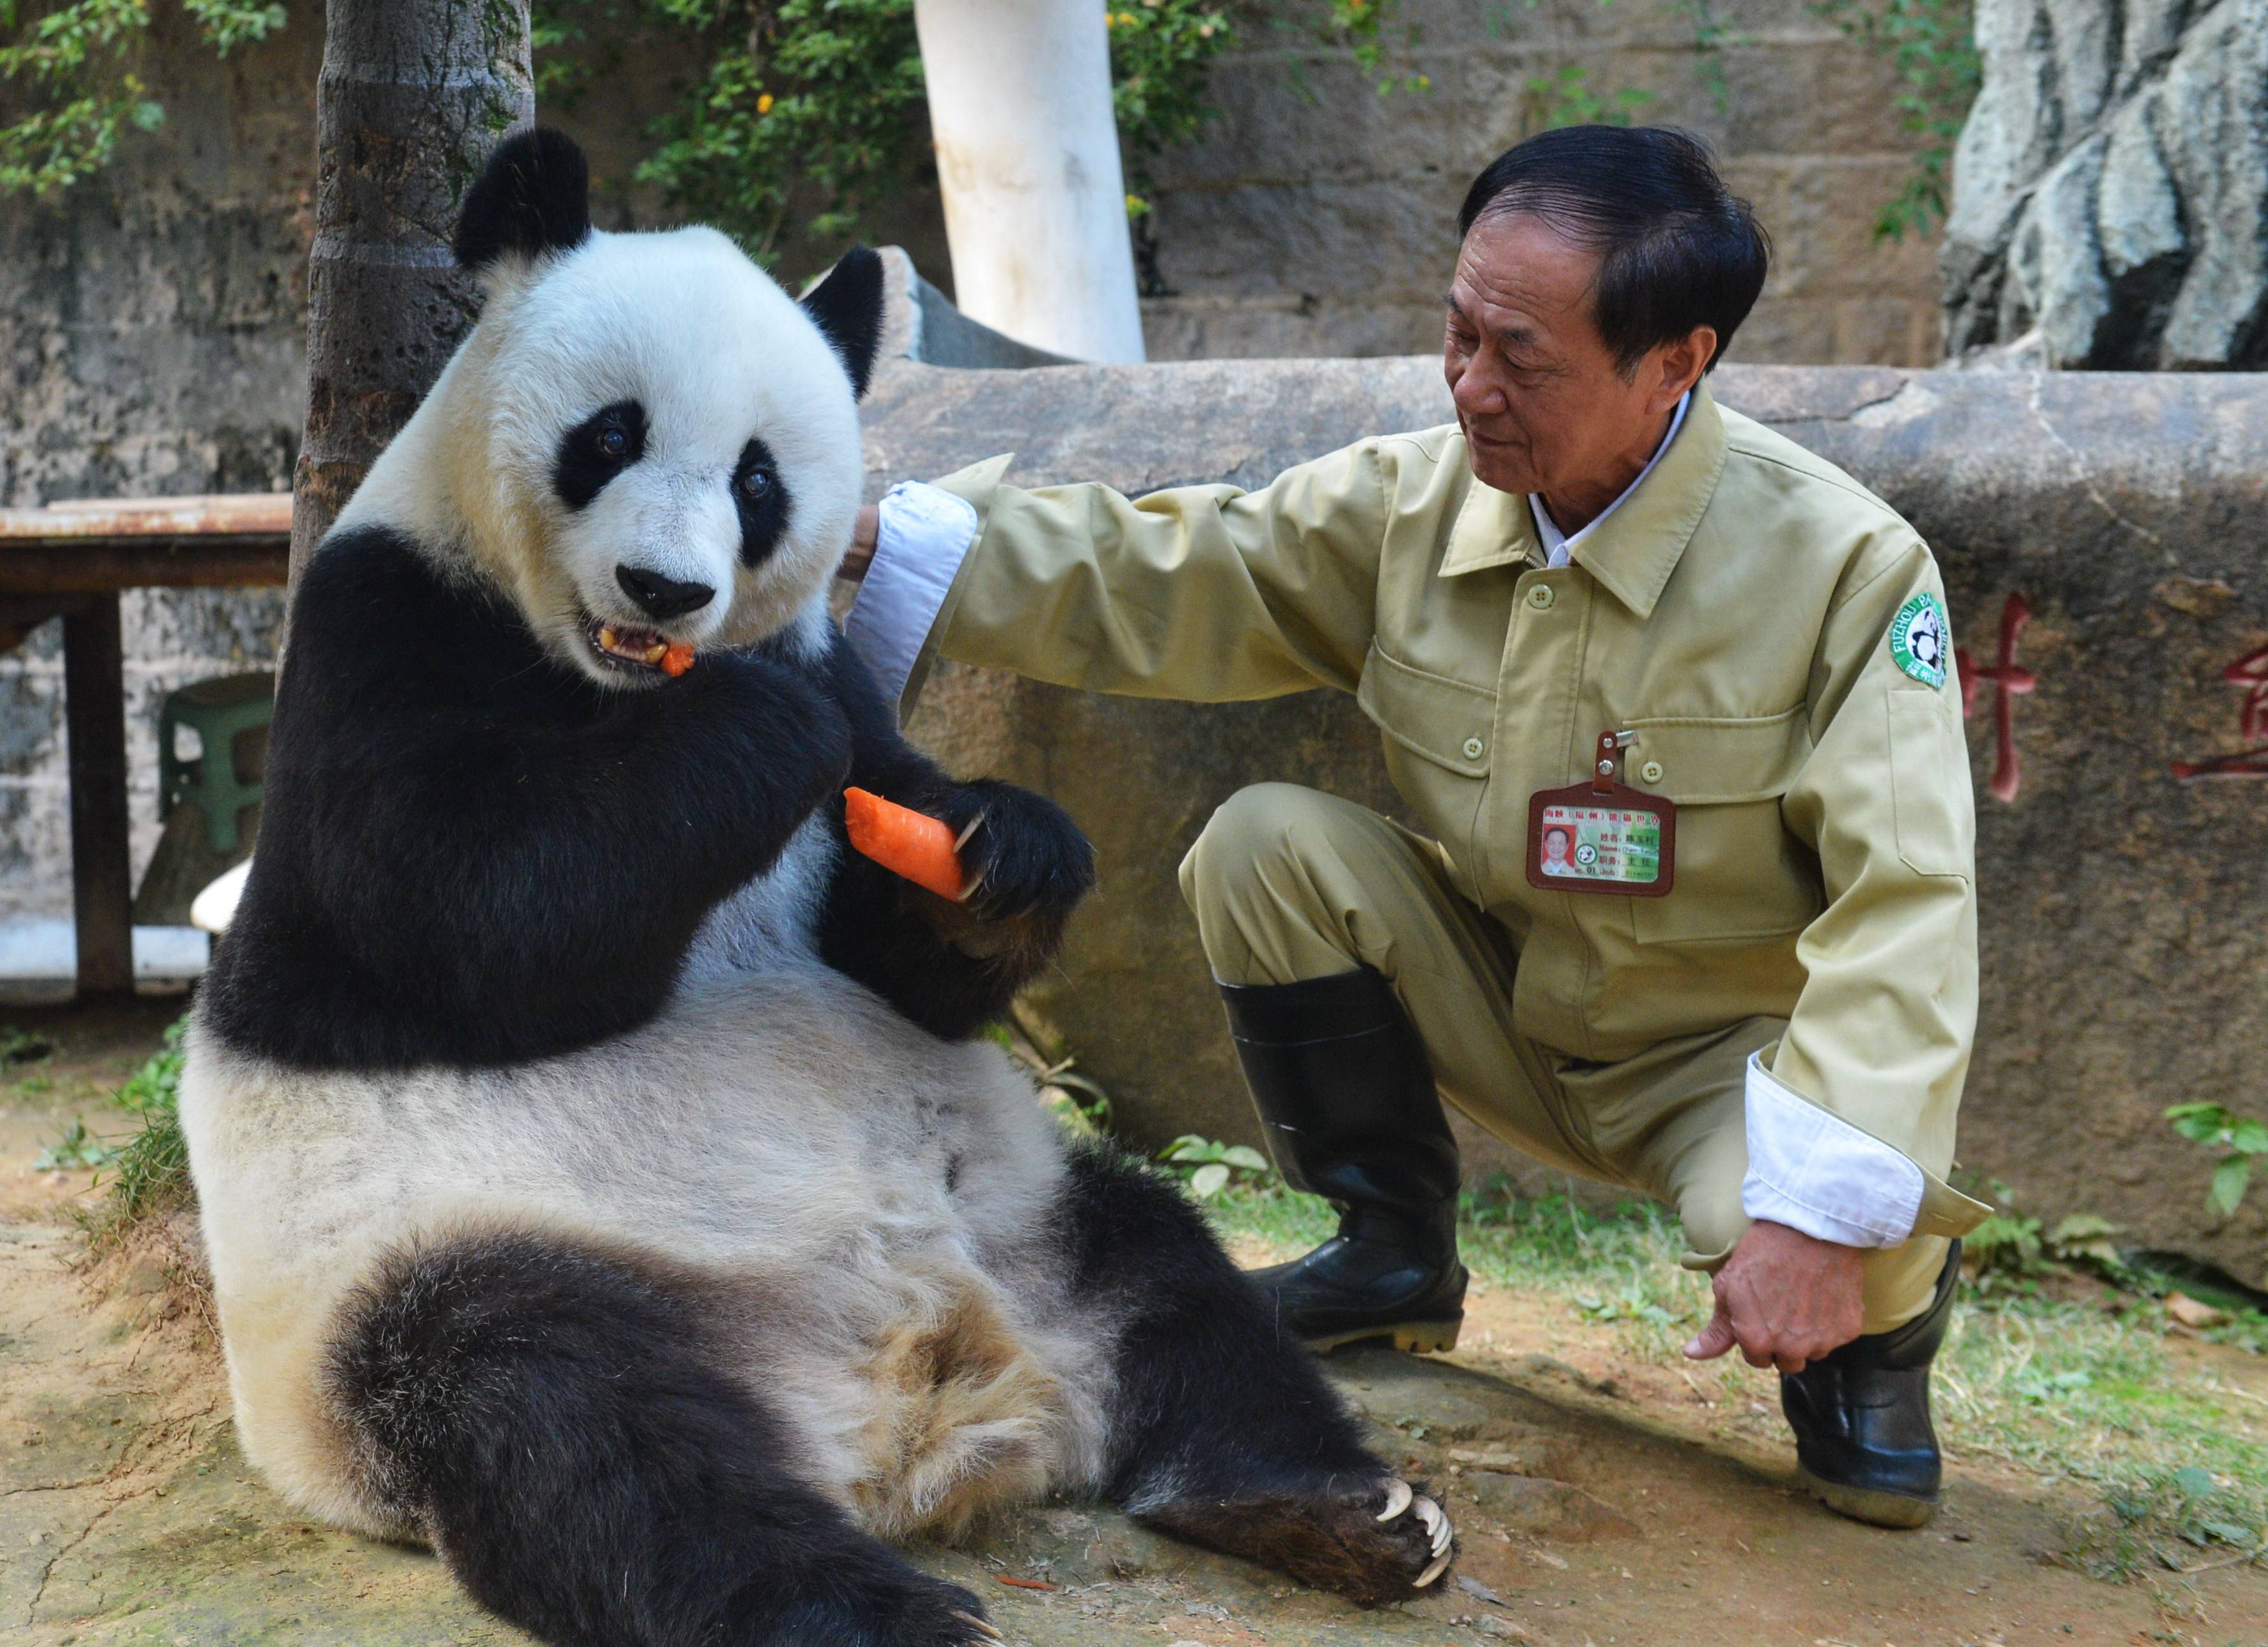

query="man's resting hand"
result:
[1683,1219,1864,1375]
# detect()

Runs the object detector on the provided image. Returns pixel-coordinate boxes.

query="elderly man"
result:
[839,126,1990,1530]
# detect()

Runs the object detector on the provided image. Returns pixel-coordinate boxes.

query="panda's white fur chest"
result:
[181,819,1116,1544]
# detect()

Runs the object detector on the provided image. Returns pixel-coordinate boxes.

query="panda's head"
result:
[416,128,884,686]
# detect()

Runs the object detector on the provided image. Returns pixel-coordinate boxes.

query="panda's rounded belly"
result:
[182,962,1103,1538]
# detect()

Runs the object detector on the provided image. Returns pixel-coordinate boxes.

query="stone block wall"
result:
[1134,0,1949,366]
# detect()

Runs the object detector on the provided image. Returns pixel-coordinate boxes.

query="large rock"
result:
[1942,0,2268,368]
[863,357,2268,1283]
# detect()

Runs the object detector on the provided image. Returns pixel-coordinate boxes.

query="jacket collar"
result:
[1438,378,1730,621]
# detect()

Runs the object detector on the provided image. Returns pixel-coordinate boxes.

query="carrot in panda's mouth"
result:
[591,620,697,676]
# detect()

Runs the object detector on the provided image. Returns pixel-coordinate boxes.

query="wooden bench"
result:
[0,496,291,996]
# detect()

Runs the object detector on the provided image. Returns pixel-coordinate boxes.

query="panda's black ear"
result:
[800,247,887,399]
[454,127,592,276]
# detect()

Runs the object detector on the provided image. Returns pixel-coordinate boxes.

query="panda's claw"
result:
[1417,1495,1452,1555]
[952,1609,1005,1643]
[1414,1550,1453,1589]
[1376,1478,1414,1522]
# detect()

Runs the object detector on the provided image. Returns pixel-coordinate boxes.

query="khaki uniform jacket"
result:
[903,382,1990,1239]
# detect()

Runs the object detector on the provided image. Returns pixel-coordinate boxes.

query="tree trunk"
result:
[1941,0,2268,369]
[289,0,534,584]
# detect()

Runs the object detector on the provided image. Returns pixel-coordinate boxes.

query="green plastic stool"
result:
[158,672,273,854]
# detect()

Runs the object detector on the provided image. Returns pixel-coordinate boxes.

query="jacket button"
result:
[1640,759,1665,784]
[1462,736,1486,761]
[1526,584,1556,610]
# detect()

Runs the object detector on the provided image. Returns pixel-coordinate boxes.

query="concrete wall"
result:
[0,8,316,919]
[865,357,2268,1285]
[1133,0,1949,367]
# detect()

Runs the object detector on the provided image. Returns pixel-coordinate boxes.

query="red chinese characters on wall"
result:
[2170,644,2268,780]
[1956,593,2035,803]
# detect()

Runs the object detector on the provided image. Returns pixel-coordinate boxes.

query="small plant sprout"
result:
[2165,1102,2268,1216]
[1160,1134,1272,1200]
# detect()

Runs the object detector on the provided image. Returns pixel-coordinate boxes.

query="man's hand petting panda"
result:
[936,779,1096,929]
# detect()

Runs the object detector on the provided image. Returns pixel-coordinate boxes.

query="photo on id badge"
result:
[1538,805,1662,885]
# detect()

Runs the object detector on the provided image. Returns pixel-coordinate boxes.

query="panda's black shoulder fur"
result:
[205,526,1091,1070]
[202,526,852,1071]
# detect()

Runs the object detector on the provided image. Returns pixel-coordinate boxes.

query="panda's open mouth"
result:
[580,613,696,677]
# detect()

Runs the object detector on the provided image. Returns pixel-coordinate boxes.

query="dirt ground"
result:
[4,1000,2267,1647]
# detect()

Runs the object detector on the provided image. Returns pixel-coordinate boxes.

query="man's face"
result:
[1443,211,1704,500]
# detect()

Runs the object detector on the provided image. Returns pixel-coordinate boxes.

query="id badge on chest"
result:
[1526,731,1677,896]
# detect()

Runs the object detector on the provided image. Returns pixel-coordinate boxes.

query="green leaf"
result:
[2229,1116,2268,1156]
[2201,1520,2259,1548]
[1219,1145,1270,1173]
[2167,1102,2233,1144]
[1188,1162,1230,1199]
[1163,1134,1211,1162]
[2209,1156,2251,1217]
[2171,1466,2218,1500]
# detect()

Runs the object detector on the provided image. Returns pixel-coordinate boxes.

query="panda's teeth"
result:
[641,641,667,663]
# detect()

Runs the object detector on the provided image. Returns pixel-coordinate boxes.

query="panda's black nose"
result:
[615,565,715,622]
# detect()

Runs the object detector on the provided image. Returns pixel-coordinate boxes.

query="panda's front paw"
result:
[939,780,1095,926]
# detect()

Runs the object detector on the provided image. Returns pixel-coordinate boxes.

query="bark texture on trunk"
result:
[289,0,534,580]
[1942,0,2268,369]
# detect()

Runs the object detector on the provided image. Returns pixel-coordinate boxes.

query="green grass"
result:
[75,1014,192,1251]
[1202,1176,2268,1581]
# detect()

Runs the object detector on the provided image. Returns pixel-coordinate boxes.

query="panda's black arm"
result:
[208,532,851,1069]
[813,633,1095,1041]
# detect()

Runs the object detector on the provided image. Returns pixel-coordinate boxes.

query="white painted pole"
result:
[912,0,1147,363]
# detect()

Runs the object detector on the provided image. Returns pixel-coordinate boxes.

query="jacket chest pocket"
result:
[1621,708,1821,944]
[1356,642,1496,881]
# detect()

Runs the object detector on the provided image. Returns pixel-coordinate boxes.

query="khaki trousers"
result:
[1179,784,1949,1336]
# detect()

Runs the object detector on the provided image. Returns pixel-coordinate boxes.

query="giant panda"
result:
[178,129,1455,1647]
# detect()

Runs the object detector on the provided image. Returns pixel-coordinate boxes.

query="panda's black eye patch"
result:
[731,437,793,569]
[554,399,647,511]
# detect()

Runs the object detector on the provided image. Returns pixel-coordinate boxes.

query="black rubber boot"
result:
[1780,1239,1963,1528]
[1218,968,1467,1355]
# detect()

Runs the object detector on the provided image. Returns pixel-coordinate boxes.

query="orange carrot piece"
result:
[995,1576,1058,1592]
[660,642,696,677]
[843,787,965,901]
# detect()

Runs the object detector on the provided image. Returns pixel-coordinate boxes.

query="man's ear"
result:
[454,127,592,277]
[1653,324,1716,412]
[801,247,886,399]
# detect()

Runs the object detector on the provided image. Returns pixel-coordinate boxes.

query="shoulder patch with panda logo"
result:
[1888,592,1949,689]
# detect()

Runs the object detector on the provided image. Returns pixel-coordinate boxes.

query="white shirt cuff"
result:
[1740,1052,1925,1249]
[844,480,979,717]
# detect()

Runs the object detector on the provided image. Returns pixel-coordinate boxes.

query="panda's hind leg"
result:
[329,1232,1003,1647]
[1059,1146,1453,1606]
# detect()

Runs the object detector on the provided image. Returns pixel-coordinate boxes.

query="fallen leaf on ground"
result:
[2166,1291,2229,1329]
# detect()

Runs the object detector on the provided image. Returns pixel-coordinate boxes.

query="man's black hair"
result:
[1456,126,1770,375]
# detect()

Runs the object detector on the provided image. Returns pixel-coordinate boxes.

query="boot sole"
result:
[1800,1467,1939,1529]
[1306,1318,1463,1356]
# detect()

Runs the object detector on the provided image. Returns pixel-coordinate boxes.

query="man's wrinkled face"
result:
[1444,210,1687,502]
